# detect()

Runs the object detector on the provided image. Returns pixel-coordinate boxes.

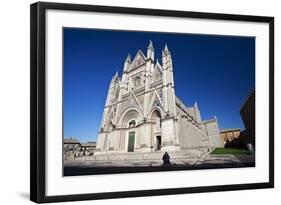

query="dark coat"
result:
[162,153,170,164]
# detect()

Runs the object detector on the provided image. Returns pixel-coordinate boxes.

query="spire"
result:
[164,43,169,52]
[148,40,154,50]
[194,101,198,108]
[162,43,170,57]
[147,40,155,61]
[123,54,131,72]
[125,54,131,63]
[112,71,119,82]
[114,70,118,77]
[162,43,172,67]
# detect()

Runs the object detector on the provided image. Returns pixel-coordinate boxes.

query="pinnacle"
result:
[126,54,131,62]
[164,43,169,51]
[148,40,154,48]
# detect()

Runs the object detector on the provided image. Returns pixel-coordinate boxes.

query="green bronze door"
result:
[127,132,135,152]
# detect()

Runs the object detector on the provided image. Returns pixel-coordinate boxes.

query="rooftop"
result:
[220,128,241,133]
[64,138,80,144]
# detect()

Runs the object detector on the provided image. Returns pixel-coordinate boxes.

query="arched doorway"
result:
[151,109,162,150]
[119,108,141,152]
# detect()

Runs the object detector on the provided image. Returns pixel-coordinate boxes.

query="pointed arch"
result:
[118,107,143,127]
[147,90,164,117]
[150,108,162,134]
[149,106,164,120]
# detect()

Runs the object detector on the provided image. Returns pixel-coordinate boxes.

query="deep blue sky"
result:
[63,28,255,143]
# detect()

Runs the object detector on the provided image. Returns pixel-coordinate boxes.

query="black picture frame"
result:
[30,2,274,203]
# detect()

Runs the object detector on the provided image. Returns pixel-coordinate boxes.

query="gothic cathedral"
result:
[95,41,223,156]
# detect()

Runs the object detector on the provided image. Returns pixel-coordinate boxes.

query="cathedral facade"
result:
[95,41,223,155]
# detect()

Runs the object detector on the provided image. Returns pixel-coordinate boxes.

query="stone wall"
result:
[201,120,223,147]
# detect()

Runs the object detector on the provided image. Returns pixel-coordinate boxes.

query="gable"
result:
[154,62,162,73]
[120,92,143,115]
[130,50,146,70]
[147,90,164,116]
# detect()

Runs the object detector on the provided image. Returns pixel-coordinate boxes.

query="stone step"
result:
[83,148,210,161]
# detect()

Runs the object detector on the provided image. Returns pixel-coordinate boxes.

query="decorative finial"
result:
[126,54,131,63]
[164,43,169,51]
[112,71,119,82]
[148,40,153,49]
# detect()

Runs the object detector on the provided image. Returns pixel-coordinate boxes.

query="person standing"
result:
[162,152,171,168]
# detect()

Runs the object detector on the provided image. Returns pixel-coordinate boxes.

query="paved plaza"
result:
[64,153,255,176]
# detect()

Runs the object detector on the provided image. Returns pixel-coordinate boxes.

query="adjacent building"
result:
[63,138,80,151]
[81,142,97,153]
[219,89,255,150]
[239,89,255,148]
[64,139,97,160]
[220,128,241,143]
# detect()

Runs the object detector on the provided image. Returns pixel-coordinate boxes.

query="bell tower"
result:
[161,44,180,151]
